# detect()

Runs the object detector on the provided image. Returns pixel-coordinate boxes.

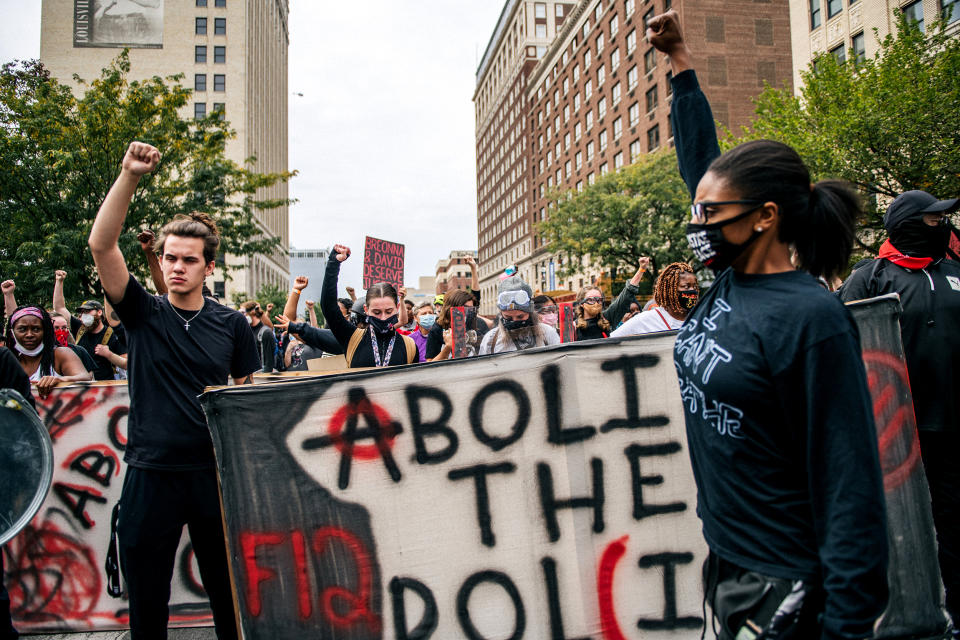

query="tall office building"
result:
[288,247,329,305]
[475,0,794,313]
[40,0,290,302]
[789,0,959,89]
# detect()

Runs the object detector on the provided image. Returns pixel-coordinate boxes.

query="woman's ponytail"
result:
[788,180,859,279]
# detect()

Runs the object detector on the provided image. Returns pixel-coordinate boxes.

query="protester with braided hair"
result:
[611,262,699,336]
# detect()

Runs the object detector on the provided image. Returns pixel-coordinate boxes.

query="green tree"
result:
[731,16,960,253]
[0,51,295,310]
[537,149,691,282]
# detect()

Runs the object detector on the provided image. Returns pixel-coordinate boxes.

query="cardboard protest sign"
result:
[203,334,709,639]
[363,236,404,290]
[3,383,213,632]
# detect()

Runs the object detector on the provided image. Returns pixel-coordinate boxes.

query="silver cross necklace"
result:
[170,302,204,331]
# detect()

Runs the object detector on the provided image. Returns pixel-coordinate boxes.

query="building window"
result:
[197,0,207,5]
[595,4,603,20]
[535,3,546,18]
[596,33,604,53]
[944,0,960,22]
[587,140,595,161]
[666,70,673,96]
[647,124,660,150]
[588,172,595,185]
[212,103,225,120]
[215,0,226,6]
[196,17,207,34]
[575,151,583,170]
[563,78,569,94]
[614,151,624,169]
[563,105,570,122]
[565,160,571,178]
[610,15,619,36]
[562,50,569,66]
[626,0,635,14]
[810,0,822,29]
[215,17,226,34]
[598,64,606,86]
[902,0,924,31]
[600,162,609,176]
[852,31,866,63]
[214,46,226,63]
[643,8,655,29]
[585,79,592,99]
[611,48,620,71]
[194,73,207,91]
[830,43,846,63]
[213,73,225,91]
[547,150,553,166]
[599,129,608,151]
[645,85,658,112]
[627,29,637,55]
[627,65,638,90]
[564,132,571,149]
[536,23,547,38]
[644,48,656,74]
[556,4,564,17]
[537,46,548,58]
[598,96,607,119]
[827,0,842,18]
[195,45,207,63]
[576,180,584,192]
[573,64,580,82]
[574,121,582,140]
[629,102,640,127]
[630,138,641,159]
[554,116,560,133]
[612,81,621,105]
[613,116,623,140]
[194,102,206,119]
[574,93,581,111]
[586,109,594,130]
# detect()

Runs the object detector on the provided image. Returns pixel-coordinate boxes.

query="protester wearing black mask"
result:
[651,10,888,639]
[320,244,418,367]
[478,276,559,354]
[841,190,960,625]
[611,262,698,336]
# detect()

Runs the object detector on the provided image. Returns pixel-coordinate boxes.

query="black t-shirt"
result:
[70,315,127,380]
[575,317,607,341]
[675,268,888,632]
[252,323,277,372]
[0,347,35,409]
[111,275,260,470]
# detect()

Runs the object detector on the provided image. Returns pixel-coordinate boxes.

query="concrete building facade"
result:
[475,0,794,314]
[40,0,290,303]
[288,247,329,306]
[789,0,960,89]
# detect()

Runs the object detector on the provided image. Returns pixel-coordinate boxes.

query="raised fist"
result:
[1,280,15,294]
[465,256,477,268]
[265,303,275,312]
[293,276,309,291]
[305,299,315,308]
[637,257,651,271]
[137,229,156,251]
[121,141,161,177]
[333,244,351,263]
[55,270,67,282]
[646,10,685,56]
[398,287,407,299]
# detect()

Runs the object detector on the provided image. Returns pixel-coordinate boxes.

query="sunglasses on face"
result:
[690,200,763,223]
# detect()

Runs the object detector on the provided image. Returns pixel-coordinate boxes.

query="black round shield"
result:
[0,388,53,546]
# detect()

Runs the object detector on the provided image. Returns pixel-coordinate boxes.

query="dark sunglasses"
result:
[690,199,764,223]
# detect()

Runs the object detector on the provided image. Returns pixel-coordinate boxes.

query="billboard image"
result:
[74,0,163,49]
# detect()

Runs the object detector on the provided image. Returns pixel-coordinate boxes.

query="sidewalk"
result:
[22,629,215,639]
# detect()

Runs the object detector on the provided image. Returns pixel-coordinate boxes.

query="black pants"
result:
[0,552,18,640]
[919,430,960,626]
[117,467,237,640]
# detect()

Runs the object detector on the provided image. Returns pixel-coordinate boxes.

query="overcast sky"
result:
[0,0,506,289]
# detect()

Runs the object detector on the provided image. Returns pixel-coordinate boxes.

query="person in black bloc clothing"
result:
[53,273,127,380]
[647,11,888,639]
[0,347,34,640]
[240,301,277,372]
[88,141,260,640]
[840,190,960,628]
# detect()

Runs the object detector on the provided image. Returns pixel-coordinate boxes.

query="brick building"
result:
[475,0,794,313]
[435,250,479,295]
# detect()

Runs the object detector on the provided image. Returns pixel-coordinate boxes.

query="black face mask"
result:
[891,217,952,259]
[678,289,699,309]
[367,314,398,334]
[501,315,534,332]
[686,207,763,273]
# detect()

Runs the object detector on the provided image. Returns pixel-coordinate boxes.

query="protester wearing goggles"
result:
[479,276,559,354]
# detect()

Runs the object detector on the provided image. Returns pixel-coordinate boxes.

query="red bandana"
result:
[878,239,934,270]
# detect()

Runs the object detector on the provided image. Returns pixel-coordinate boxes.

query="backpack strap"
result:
[100,326,114,346]
[345,328,366,367]
[403,334,417,363]
[654,308,674,330]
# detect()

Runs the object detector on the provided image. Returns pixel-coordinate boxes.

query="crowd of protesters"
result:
[2,9,960,640]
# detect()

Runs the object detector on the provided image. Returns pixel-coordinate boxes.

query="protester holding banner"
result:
[649,11,888,638]
[4,305,92,398]
[611,262,698,336]
[320,244,418,367]
[88,141,261,640]
[839,190,960,625]
[479,275,559,354]
[426,288,488,360]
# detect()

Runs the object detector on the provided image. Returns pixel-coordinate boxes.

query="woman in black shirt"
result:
[648,10,888,639]
[320,244,417,367]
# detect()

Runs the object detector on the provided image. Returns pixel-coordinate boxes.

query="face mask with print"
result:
[81,313,95,327]
[368,314,399,334]
[686,207,763,274]
[678,289,699,310]
[501,315,534,332]
[55,328,70,346]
